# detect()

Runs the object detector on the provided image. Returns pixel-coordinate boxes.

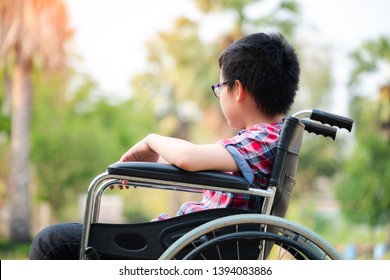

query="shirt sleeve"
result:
[218,123,281,186]
[224,145,254,183]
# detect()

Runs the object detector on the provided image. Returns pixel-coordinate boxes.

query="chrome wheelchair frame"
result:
[79,109,353,260]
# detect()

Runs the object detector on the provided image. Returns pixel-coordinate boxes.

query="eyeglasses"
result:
[211,81,229,98]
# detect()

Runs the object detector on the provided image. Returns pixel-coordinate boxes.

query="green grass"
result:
[0,240,30,260]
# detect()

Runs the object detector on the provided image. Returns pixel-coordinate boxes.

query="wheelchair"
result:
[79,109,353,260]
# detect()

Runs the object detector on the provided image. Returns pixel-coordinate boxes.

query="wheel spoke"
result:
[160,214,342,260]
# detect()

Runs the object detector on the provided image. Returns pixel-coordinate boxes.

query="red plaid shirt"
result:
[154,122,283,221]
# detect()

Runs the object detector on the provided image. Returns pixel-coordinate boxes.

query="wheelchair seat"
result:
[86,208,258,260]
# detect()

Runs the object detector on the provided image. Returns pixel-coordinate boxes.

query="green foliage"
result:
[349,36,390,87]
[296,135,345,194]
[336,35,390,229]
[0,113,10,137]
[0,239,30,260]
[0,67,10,210]
[195,0,299,37]
[29,70,157,220]
[335,101,390,227]
[133,0,301,142]
[0,71,10,136]
[290,43,345,194]
[0,68,10,137]
[195,0,254,13]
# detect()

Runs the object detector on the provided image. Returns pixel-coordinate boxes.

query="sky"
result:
[65,0,390,114]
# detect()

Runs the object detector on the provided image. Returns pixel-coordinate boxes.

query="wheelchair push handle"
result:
[300,120,337,140]
[311,109,354,132]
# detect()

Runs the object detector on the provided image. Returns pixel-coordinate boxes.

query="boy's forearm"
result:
[144,134,238,172]
[145,133,193,165]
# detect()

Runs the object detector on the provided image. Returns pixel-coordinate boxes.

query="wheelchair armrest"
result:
[107,162,249,190]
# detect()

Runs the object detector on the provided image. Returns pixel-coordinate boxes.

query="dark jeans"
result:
[29,223,82,260]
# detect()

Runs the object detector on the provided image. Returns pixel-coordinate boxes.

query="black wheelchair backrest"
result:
[269,116,304,218]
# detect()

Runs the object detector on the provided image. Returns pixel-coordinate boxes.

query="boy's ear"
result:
[234,80,246,102]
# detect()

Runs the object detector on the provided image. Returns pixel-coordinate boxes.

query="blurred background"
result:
[1,0,389,260]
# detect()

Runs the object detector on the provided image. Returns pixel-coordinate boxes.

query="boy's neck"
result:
[245,114,284,129]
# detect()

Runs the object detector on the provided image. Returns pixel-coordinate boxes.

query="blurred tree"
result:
[0,0,71,242]
[133,0,301,138]
[290,43,346,196]
[30,69,157,221]
[349,36,390,135]
[195,0,299,38]
[336,36,390,254]
[0,68,11,213]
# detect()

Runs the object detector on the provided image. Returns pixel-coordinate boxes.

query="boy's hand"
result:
[114,136,160,188]
[119,137,159,163]
[109,184,129,190]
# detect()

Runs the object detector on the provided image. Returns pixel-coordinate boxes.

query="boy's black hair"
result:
[219,32,300,117]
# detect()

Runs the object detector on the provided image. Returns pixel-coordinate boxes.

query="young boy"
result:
[29,32,300,259]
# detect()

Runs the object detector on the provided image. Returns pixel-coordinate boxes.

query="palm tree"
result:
[0,0,70,242]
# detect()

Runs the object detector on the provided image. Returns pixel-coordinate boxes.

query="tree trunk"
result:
[8,58,32,243]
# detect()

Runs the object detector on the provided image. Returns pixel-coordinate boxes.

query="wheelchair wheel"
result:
[159,214,342,260]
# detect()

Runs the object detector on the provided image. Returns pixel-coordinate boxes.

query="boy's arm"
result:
[119,133,239,172]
